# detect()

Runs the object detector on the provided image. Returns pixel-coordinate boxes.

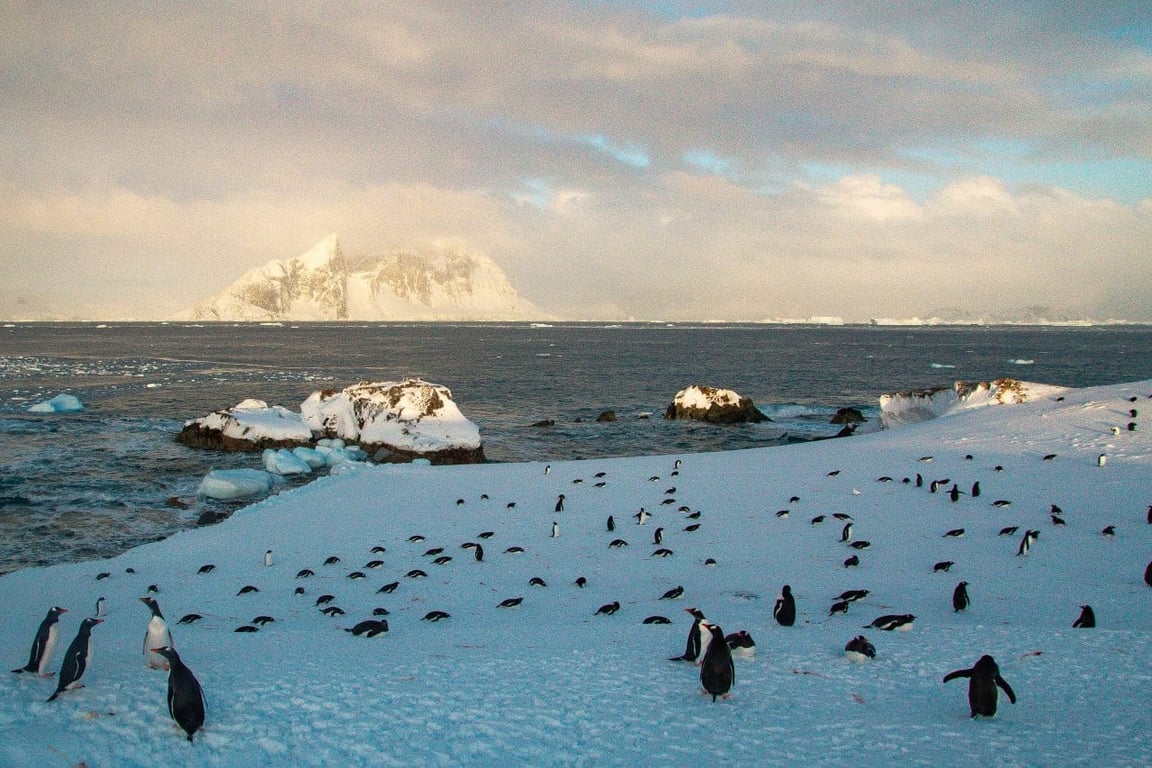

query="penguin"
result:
[943,654,1016,717]
[952,581,970,612]
[12,606,68,676]
[653,527,664,545]
[644,615,672,625]
[840,522,853,542]
[422,611,451,622]
[943,528,965,538]
[1146,505,1152,524]
[497,597,524,608]
[606,515,615,532]
[554,495,565,512]
[151,646,206,741]
[773,584,796,627]
[725,630,756,658]
[574,576,587,588]
[344,620,389,637]
[551,522,559,539]
[970,481,981,498]
[46,617,102,702]
[529,577,547,587]
[1144,560,1152,587]
[594,601,620,616]
[1016,529,1038,556]
[473,544,485,562]
[635,508,649,525]
[835,589,869,603]
[94,597,105,618]
[669,607,707,662]
[1073,605,1096,628]
[698,622,735,702]
[949,485,962,503]
[295,568,315,579]
[843,555,860,568]
[829,601,849,616]
[264,549,273,567]
[867,614,915,631]
[934,561,955,573]
[844,635,876,662]
[660,585,684,600]
[1101,525,1115,539]
[915,473,923,488]
[140,597,173,670]
[999,526,1019,536]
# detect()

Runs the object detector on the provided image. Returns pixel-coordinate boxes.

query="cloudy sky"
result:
[2,2,1150,321]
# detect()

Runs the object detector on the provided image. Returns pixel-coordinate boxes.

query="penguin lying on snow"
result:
[844,635,876,662]
[724,630,756,658]
[943,655,1016,717]
[47,618,103,702]
[151,646,206,742]
[12,606,68,677]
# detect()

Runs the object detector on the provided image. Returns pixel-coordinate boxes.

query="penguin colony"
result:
[7,388,1151,742]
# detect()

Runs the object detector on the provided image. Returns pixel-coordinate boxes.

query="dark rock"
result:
[831,407,866,425]
[596,410,617,423]
[175,421,311,452]
[530,419,556,428]
[664,385,767,424]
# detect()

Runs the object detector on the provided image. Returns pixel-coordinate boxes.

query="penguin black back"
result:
[1073,605,1096,628]
[153,646,206,742]
[698,622,735,702]
[773,584,796,626]
[47,618,102,702]
[943,654,1016,717]
[952,581,970,613]
[13,606,68,676]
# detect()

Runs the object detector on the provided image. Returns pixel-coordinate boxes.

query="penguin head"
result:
[139,596,164,617]
[151,645,179,663]
[48,606,68,619]
[685,607,706,620]
[782,584,792,596]
[81,617,103,630]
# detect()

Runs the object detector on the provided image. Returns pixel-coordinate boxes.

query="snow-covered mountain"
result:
[179,234,550,322]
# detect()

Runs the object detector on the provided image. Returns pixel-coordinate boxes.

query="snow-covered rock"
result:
[664,385,767,423]
[27,393,84,413]
[879,378,1069,428]
[195,468,276,500]
[301,379,484,464]
[179,234,551,322]
[176,399,315,451]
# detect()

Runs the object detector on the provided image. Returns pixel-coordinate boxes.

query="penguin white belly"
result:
[144,617,172,669]
[729,646,756,660]
[845,650,869,663]
[37,626,60,676]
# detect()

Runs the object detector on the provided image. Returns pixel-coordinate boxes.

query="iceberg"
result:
[27,393,84,413]
[196,468,275,500]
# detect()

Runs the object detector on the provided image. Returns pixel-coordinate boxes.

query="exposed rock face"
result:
[664,385,767,424]
[180,234,550,322]
[596,410,617,422]
[300,379,485,464]
[176,399,315,451]
[178,382,485,464]
[831,407,866,425]
[879,378,1067,429]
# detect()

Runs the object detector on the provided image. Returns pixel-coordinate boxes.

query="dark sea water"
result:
[2,321,1151,574]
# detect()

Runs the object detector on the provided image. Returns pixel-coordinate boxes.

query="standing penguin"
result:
[606,515,615,532]
[773,584,796,627]
[653,527,664,546]
[264,549,273,567]
[952,581,971,613]
[971,481,981,498]
[1073,605,1096,628]
[151,646,206,742]
[669,608,707,662]
[551,521,559,539]
[95,597,106,618]
[12,606,68,676]
[554,495,565,512]
[698,622,735,701]
[473,543,484,562]
[140,596,174,670]
[1144,560,1152,587]
[840,522,853,542]
[943,654,1016,717]
[46,618,103,702]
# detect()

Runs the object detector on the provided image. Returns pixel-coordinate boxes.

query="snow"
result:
[2,379,1152,766]
[195,400,315,444]
[879,379,1068,428]
[27,393,84,413]
[672,384,744,410]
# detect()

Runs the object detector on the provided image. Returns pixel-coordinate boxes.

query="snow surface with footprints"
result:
[1,379,1151,766]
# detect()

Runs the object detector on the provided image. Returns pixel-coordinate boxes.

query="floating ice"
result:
[196,468,275,500]
[27,393,84,413]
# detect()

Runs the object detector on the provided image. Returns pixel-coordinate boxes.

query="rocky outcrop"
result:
[831,407,866,425]
[879,378,1068,429]
[176,399,315,451]
[664,385,767,424]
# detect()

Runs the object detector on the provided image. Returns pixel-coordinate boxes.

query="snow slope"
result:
[1,380,1150,766]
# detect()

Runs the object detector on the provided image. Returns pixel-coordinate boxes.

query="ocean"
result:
[2,321,1151,574]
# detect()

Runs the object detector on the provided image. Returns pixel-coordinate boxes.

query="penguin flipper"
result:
[942,668,972,684]
[996,675,1017,704]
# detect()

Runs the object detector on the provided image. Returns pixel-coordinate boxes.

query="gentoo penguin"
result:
[949,484,962,503]
[840,522,853,542]
[473,544,485,562]
[345,620,389,637]
[669,608,707,662]
[1144,560,1152,587]
[943,654,1016,718]
[843,555,860,568]
[1073,605,1096,628]
[653,527,664,545]
[151,646,206,742]
[12,606,68,676]
[725,630,756,658]
[94,596,106,618]
[698,622,735,701]
[1147,505,1152,525]
[554,495,565,512]
[952,581,970,612]
[264,549,273,567]
[46,618,103,702]
[867,614,915,631]
[844,635,876,662]
[594,601,620,616]
[971,481,981,498]
[835,589,869,603]
[1016,529,1039,556]
[773,585,796,627]
[140,596,173,670]
[606,515,615,532]
[551,521,559,539]
[660,585,684,600]
[635,508,649,525]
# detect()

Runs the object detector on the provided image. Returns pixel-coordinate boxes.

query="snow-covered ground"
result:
[2,380,1150,767]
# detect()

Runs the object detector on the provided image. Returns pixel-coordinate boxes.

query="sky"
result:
[1,1,1151,322]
